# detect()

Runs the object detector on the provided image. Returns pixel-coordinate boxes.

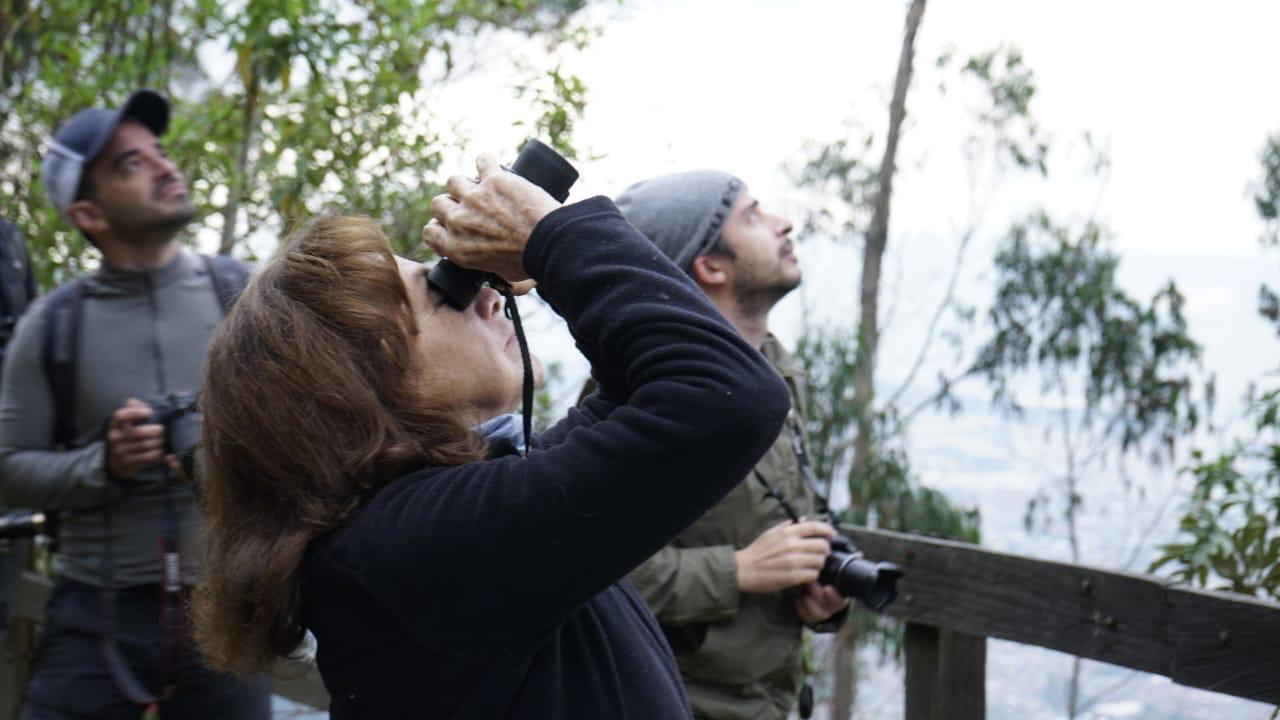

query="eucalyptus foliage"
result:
[972,212,1204,459]
[1152,133,1280,601]
[1256,134,1280,336]
[1151,386,1280,600]
[1,0,590,285]
[1256,132,1280,249]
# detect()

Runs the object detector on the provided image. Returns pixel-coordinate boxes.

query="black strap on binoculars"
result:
[501,289,533,457]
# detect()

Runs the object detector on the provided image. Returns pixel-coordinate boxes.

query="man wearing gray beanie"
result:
[615,171,849,720]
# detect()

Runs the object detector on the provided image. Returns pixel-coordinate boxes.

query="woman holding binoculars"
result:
[193,154,789,718]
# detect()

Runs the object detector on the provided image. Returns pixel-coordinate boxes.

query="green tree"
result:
[1153,132,1280,602]
[1,0,592,286]
[969,211,1205,718]
[1255,133,1280,335]
[789,25,1049,716]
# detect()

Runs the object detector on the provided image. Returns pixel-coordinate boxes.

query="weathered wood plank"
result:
[843,526,1172,674]
[936,628,985,719]
[1168,586,1280,704]
[904,623,985,720]
[841,525,1280,706]
[904,623,938,720]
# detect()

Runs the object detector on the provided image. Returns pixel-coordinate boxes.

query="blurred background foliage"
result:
[0,0,593,285]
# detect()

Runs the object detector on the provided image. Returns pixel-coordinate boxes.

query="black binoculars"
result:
[427,139,579,310]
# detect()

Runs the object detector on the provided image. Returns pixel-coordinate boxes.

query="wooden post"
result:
[904,622,986,720]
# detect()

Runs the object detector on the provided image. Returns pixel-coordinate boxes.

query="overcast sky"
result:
[432,0,1279,429]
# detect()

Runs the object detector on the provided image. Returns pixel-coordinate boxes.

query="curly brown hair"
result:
[193,216,486,674]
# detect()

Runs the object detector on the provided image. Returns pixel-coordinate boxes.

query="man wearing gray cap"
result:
[615,171,849,720]
[0,90,268,719]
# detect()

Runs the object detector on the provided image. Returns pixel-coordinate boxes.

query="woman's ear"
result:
[65,199,108,237]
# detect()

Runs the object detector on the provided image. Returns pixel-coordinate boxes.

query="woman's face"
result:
[396,257,540,425]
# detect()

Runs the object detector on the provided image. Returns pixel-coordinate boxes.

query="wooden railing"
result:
[842,525,1280,718]
[5,528,1279,718]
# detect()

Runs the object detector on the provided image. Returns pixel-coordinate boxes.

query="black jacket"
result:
[302,197,791,719]
[0,219,36,363]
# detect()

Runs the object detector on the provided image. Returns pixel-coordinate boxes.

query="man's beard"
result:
[100,197,197,241]
[732,260,801,315]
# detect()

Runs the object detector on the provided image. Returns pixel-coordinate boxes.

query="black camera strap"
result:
[756,412,833,720]
[782,412,834,520]
[501,289,534,457]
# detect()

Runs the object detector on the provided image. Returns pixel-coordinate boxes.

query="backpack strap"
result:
[41,280,85,447]
[42,255,247,447]
[202,254,249,315]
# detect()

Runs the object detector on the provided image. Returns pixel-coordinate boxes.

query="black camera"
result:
[819,533,903,611]
[427,139,579,310]
[146,392,200,477]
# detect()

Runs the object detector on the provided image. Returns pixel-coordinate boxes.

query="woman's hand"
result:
[422,154,561,284]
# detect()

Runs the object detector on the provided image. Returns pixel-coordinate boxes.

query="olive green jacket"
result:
[628,336,843,720]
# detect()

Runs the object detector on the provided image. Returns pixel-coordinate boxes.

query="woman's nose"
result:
[473,287,504,321]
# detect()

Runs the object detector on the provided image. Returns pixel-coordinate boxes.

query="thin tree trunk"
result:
[1060,396,1082,719]
[1068,657,1082,719]
[219,75,259,256]
[835,1,927,718]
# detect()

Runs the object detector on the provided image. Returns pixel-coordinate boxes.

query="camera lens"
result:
[820,551,903,611]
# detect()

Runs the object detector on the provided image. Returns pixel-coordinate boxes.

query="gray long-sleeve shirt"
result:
[0,250,232,587]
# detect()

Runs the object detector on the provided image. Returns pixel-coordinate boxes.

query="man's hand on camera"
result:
[422,153,560,285]
[105,398,162,480]
[794,581,849,624]
[734,520,836,594]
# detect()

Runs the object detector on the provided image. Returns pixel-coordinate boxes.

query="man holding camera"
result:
[612,171,849,720]
[0,91,268,719]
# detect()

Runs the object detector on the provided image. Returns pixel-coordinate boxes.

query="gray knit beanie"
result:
[615,170,744,274]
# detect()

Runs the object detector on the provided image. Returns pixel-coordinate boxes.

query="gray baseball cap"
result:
[42,90,170,216]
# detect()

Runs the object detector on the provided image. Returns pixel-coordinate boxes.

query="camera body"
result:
[818,532,903,611]
[427,139,579,310]
[146,392,200,476]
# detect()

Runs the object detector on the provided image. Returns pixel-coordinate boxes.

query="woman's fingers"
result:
[430,195,458,226]
[420,152,561,283]
[444,173,475,200]
[421,219,448,255]
[507,279,537,296]
[475,153,500,180]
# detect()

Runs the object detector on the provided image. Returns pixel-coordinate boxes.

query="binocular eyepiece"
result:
[427,139,579,310]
